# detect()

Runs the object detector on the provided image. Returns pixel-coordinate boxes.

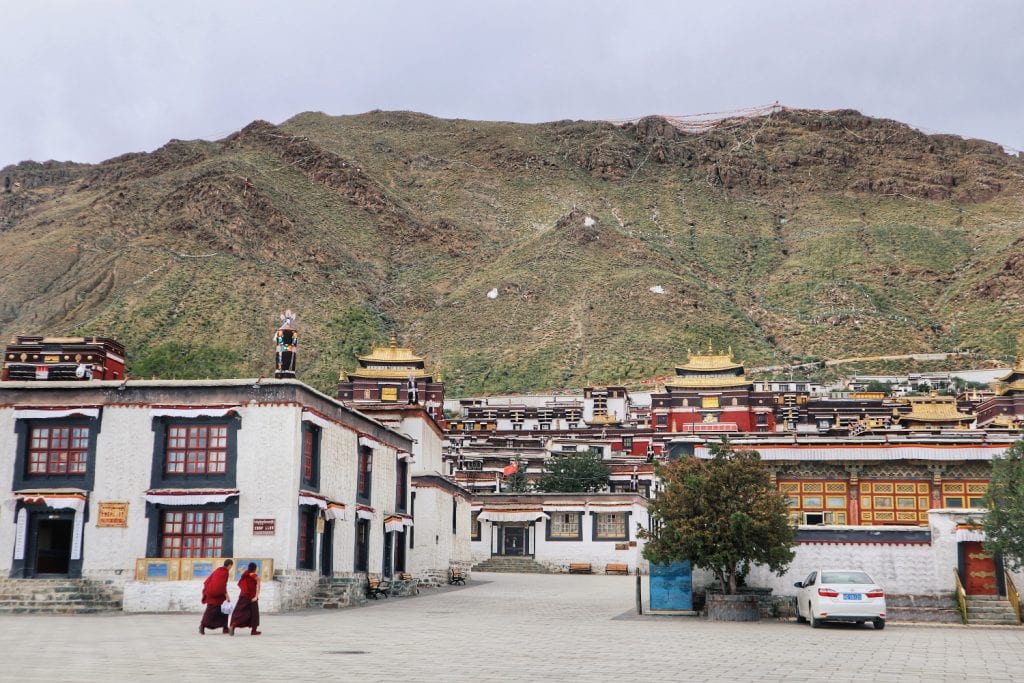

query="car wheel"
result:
[795,612,807,624]
[810,604,822,629]
[873,618,885,630]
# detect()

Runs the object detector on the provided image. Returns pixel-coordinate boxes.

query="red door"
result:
[962,542,998,595]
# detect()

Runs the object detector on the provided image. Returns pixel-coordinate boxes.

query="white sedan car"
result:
[793,569,886,629]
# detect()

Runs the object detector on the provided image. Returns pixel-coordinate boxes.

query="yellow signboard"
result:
[97,502,129,527]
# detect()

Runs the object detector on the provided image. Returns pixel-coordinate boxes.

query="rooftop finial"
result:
[389,331,398,348]
[707,338,713,354]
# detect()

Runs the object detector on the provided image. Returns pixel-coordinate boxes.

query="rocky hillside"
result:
[1,108,1022,395]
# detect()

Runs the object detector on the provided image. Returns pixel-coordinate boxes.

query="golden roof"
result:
[357,333,425,365]
[346,368,432,380]
[898,397,974,423]
[675,342,743,373]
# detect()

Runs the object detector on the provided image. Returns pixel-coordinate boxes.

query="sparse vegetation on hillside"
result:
[1,108,1023,395]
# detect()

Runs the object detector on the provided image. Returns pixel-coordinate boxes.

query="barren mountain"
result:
[1,108,1022,395]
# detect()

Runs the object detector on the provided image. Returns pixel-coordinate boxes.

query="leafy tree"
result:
[864,380,892,393]
[503,458,530,493]
[640,440,796,594]
[537,450,610,493]
[983,440,1024,570]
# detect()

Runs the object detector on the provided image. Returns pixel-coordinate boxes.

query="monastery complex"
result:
[1,327,1024,619]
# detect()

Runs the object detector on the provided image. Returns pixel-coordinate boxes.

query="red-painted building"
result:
[649,345,775,433]
[2,336,126,381]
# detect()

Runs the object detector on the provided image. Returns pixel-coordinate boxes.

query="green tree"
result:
[537,450,610,493]
[640,440,796,594]
[503,458,530,493]
[983,440,1024,570]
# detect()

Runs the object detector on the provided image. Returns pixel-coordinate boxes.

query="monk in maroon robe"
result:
[199,559,233,634]
[230,562,261,635]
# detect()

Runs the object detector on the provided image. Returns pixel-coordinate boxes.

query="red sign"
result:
[252,518,276,536]
[35,366,49,379]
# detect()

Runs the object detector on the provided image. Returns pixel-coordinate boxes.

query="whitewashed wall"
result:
[409,484,471,582]
[471,503,649,573]
[743,510,995,596]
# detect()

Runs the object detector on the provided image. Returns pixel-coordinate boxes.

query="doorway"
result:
[320,519,334,576]
[30,514,73,576]
[501,526,528,556]
[960,541,1000,595]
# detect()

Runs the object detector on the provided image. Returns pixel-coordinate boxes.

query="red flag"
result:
[502,463,518,476]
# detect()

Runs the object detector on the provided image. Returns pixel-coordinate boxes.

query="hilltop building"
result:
[2,336,126,381]
[337,333,445,423]
[335,334,471,583]
[649,345,775,433]
[976,357,1024,429]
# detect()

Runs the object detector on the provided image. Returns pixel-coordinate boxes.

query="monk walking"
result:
[230,562,261,636]
[199,559,233,634]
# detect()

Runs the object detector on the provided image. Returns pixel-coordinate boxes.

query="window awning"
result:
[397,451,415,462]
[325,503,348,521]
[145,489,239,506]
[150,407,239,419]
[301,411,332,429]
[478,509,549,523]
[956,527,987,542]
[13,407,99,420]
[356,504,374,521]
[13,490,87,512]
[383,516,405,533]
[358,435,377,448]
[298,493,327,509]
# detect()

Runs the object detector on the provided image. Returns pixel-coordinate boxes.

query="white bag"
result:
[220,600,233,615]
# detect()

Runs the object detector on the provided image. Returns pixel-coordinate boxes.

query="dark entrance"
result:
[501,526,528,556]
[320,519,334,576]
[382,532,394,578]
[29,513,73,576]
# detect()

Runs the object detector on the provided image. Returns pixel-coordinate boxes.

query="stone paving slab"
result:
[1,573,1023,682]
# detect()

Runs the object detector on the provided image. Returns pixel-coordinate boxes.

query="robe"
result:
[200,566,230,630]
[231,570,260,631]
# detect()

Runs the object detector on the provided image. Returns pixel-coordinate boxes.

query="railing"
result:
[1005,570,1022,623]
[953,568,968,625]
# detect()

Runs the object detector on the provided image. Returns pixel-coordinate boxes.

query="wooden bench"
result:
[448,567,466,585]
[568,563,593,574]
[366,576,392,599]
[605,563,630,575]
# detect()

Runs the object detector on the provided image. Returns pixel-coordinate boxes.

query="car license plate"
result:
[843,593,862,600]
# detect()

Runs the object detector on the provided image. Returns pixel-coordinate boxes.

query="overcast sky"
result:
[2,1,1022,168]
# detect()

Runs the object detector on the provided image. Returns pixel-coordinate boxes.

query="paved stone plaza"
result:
[2,573,1024,682]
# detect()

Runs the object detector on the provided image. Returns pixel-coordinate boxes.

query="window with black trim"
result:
[357,446,373,503]
[301,424,320,490]
[593,512,630,541]
[150,415,239,489]
[452,497,458,534]
[160,509,224,557]
[546,511,582,541]
[14,417,100,491]
[297,505,317,570]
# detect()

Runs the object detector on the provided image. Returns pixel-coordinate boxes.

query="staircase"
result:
[886,594,963,624]
[966,595,1020,626]
[307,577,365,609]
[472,556,550,574]
[0,578,123,614]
